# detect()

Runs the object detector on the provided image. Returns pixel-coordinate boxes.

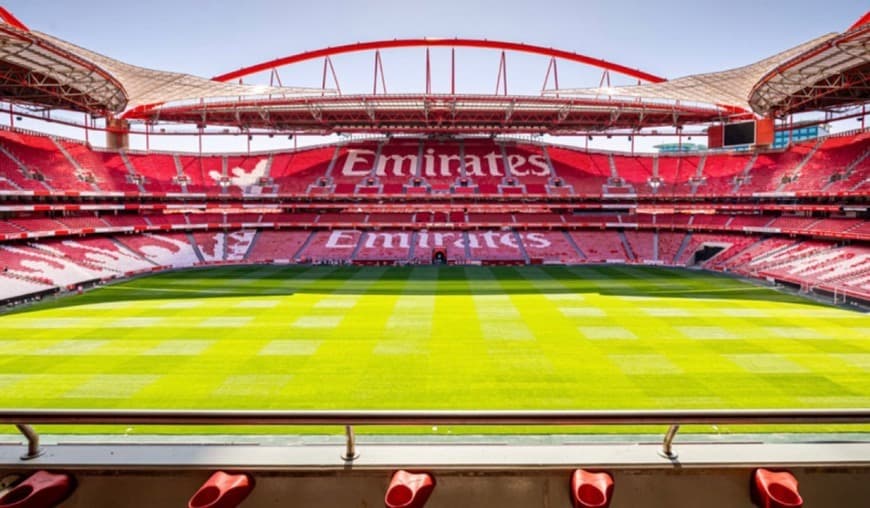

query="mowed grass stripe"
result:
[0,265,865,423]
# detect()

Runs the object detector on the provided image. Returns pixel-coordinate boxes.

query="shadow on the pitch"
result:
[2,263,833,316]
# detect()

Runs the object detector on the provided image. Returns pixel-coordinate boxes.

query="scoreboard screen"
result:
[723,121,755,146]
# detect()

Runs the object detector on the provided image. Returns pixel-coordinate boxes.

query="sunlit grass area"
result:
[1,265,867,434]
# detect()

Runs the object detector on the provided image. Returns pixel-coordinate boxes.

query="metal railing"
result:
[3,408,869,462]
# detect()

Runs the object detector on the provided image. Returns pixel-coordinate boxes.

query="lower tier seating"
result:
[0,230,867,303]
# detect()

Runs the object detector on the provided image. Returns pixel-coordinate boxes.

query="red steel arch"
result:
[0,7,29,31]
[213,38,667,84]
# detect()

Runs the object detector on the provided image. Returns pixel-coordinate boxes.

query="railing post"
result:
[660,424,680,460]
[15,424,43,460]
[342,424,359,461]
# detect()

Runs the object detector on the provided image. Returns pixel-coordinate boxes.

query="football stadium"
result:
[0,2,868,507]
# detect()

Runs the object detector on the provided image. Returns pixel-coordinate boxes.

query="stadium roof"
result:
[749,18,870,116]
[548,34,841,114]
[0,8,327,117]
[0,7,867,133]
[551,12,870,119]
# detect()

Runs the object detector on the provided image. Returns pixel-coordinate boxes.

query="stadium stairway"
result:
[775,138,824,192]
[563,231,587,260]
[243,230,262,262]
[513,231,531,264]
[673,233,693,265]
[619,231,636,262]
[187,232,207,263]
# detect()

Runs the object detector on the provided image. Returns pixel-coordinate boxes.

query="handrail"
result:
[2,408,869,426]
[4,409,869,463]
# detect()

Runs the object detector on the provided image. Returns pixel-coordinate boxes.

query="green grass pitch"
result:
[0,264,867,432]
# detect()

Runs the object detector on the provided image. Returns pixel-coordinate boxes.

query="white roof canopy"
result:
[546,34,839,115]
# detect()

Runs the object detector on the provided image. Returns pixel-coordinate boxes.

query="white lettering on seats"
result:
[341,149,376,176]
[325,230,358,248]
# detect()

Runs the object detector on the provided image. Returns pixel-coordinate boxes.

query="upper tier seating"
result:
[696,153,752,195]
[0,221,24,236]
[780,133,870,192]
[126,153,180,192]
[56,215,110,230]
[612,155,652,192]
[177,155,212,193]
[547,147,611,194]
[737,144,814,193]
[728,215,775,229]
[501,143,553,192]
[0,127,866,197]
[145,214,188,227]
[366,140,425,193]
[272,146,336,194]
[824,150,869,193]
[514,213,564,225]
[462,140,508,193]
[653,156,699,195]
[59,142,136,192]
[0,130,91,191]
[9,217,66,232]
[691,214,732,227]
[225,156,272,194]
[101,215,150,228]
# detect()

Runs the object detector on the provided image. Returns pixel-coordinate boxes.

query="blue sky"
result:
[3,0,866,152]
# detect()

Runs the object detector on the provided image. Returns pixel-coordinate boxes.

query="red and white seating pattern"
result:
[0,273,53,299]
[410,230,469,263]
[355,231,413,261]
[0,229,867,301]
[117,233,199,268]
[246,231,312,263]
[720,237,795,272]
[225,230,256,261]
[0,243,106,286]
[296,230,362,263]
[467,231,525,261]
[741,240,832,273]
[191,232,224,262]
[32,237,153,274]
[1,128,868,197]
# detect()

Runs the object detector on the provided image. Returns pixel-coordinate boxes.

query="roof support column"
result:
[106,117,129,150]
